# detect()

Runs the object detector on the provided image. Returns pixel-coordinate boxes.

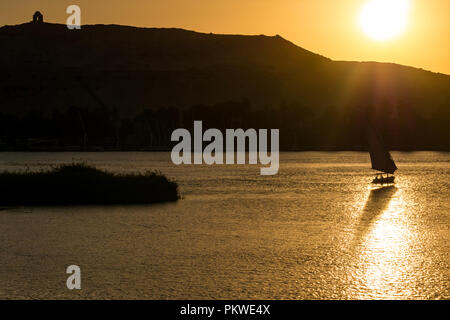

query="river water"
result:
[0,152,448,299]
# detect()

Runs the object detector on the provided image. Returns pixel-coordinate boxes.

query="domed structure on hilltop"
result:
[32,11,44,24]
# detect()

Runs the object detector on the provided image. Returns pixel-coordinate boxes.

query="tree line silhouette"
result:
[1,99,448,151]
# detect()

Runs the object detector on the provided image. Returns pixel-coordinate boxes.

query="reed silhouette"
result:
[0,163,179,206]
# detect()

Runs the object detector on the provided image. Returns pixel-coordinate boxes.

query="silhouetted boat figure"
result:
[368,124,397,185]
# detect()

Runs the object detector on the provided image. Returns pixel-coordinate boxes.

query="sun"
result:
[359,0,410,41]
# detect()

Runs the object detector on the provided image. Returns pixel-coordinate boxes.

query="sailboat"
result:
[368,125,397,184]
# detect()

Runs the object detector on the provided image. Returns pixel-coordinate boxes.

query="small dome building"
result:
[32,11,43,24]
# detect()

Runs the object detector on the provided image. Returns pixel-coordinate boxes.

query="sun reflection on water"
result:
[352,185,418,299]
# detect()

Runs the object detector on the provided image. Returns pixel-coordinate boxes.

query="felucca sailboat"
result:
[368,125,397,184]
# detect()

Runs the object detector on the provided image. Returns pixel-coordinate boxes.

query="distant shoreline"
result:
[0,147,449,152]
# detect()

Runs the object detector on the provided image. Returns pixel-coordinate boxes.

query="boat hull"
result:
[372,176,395,184]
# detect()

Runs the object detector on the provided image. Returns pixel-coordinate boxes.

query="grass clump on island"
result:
[0,163,179,206]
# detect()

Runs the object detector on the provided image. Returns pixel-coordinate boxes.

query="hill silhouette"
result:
[0,22,449,150]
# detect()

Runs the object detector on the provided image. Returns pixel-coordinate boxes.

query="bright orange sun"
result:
[359,0,411,41]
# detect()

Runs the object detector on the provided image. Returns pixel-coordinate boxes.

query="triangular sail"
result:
[368,125,397,174]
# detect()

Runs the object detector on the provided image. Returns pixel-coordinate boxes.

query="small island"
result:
[0,163,179,206]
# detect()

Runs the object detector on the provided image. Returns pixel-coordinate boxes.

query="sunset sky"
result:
[2,0,449,74]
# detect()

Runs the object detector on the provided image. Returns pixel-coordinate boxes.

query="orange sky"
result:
[2,0,449,74]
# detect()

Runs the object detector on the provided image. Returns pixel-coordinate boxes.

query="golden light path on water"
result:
[349,183,421,299]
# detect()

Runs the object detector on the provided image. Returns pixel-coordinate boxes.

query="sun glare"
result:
[359,0,410,41]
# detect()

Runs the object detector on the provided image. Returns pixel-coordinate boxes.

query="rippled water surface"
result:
[0,152,448,299]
